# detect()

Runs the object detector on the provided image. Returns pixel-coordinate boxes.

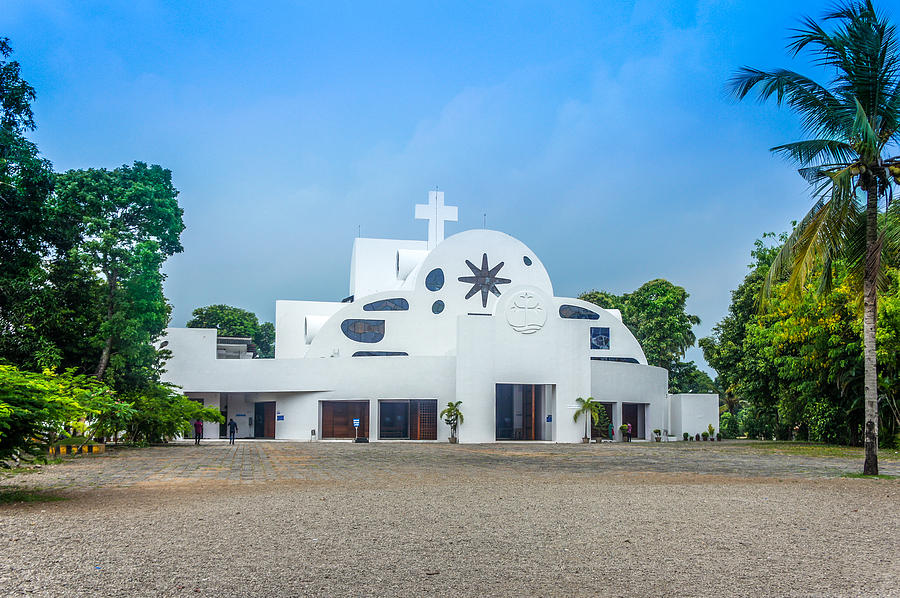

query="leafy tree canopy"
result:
[580,279,704,393]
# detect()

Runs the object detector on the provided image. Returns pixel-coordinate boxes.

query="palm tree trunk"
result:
[863,185,879,475]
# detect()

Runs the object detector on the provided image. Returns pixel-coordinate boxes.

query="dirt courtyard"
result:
[1,441,898,597]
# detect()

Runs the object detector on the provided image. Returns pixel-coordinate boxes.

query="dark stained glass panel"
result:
[559,305,600,320]
[341,319,385,343]
[363,298,409,311]
[590,327,610,350]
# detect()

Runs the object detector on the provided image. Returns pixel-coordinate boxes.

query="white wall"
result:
[669,394,720,438]
[274,300,343,359]
[350,238,427,298]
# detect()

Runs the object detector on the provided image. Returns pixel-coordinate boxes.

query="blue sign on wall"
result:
[276,415,285,421]
[546,415,552,423]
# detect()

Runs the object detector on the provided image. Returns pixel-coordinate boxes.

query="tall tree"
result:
[54,163,185,381]
[581,279,704,392]
[730,1,900,474]
[0,38,56,365]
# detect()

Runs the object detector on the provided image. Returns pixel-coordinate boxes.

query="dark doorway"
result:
[378,400,437,440]
[621,403,645,440]
[321,401,369,439]
[496,384,545,440]
[254,401,276,438]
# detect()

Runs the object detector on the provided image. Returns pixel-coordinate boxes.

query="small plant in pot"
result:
[653,429,662,442]
[695,433,701,442]
[619,424,629,442]
[440,400,463,444]
[683,432,690,442]
[716,432,722,442]
[707,424,716,439]
[701,431,709,441]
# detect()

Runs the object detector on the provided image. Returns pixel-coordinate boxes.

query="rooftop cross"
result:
[415,190,458,250]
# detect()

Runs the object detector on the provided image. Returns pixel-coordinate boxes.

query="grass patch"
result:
[841,473,899,480]
[734,441,900,460]
[0,487,66,505]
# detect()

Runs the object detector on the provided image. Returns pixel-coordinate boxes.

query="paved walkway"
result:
[4,440,897,490]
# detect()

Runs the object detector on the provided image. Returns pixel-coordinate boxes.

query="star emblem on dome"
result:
[458,253,511,308]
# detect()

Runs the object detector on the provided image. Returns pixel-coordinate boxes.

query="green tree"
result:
[573,396,601,441]
[668,361,718,394]
[439,400,464,441]
[124,384,222,444]
[54,163,185,382]
[581,279,703,393]
[186,304,275,358]
[0,39,58,368]
[0,365,101,461]
[731,1,900,473]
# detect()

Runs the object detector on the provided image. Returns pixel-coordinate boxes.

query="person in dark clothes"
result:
[227,418,238,444]
[193,419,203,445]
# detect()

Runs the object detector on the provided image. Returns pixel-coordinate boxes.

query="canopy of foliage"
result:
[701,234,900,447]
[580,279,715,394]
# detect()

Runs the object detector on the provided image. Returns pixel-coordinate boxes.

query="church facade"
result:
[161,192,717,442]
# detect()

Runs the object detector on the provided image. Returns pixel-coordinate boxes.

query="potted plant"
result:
[619,424,629,442]
[701,431,709,441]
[440,401,463,444]
[716,432,722,442]
[653,429,662,442]
[707,424,716,439]
[695,433,701,442]
[683,432,690,442]
[573,397,601,443]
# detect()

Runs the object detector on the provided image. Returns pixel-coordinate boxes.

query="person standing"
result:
[193,419,203,445]
[227,418,238,445]
[607,422,615,441]
[626,422,632,442]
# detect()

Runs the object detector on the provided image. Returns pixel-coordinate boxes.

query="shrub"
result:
[0,366,101,462]
[125,384,223,443]
[683,432,690,441]
[719,412,740,439]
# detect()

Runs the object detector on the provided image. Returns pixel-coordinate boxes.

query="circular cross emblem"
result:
[506,291,546,334]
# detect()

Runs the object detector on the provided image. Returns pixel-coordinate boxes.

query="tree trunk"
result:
[94,269,117,380]
[863,184,879,475]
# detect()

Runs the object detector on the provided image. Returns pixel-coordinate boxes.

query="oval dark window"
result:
[425,268,444,291]
[559,305,600,320]
[432,300,445,314]
[523,256,532,266]
[363,298,409,311]
[341,319,385,343]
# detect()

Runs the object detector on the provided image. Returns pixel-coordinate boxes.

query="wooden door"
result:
[321,401,369,438]
[263,402,276,438]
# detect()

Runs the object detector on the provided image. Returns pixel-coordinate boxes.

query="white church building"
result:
[161,192,717,443]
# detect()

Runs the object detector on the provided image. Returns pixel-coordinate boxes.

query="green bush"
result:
[719,412,740,439]
[683,432,690,441]
[0,365,101,461]
[125,384,222,443]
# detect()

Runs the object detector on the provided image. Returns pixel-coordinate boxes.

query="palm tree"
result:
[730,1,900,474]
[440,401,464,443]
[573,397,602,442]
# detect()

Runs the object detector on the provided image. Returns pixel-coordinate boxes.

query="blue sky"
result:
[3,0,873,373]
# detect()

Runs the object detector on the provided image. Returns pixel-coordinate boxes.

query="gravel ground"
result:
[1,442,898,597]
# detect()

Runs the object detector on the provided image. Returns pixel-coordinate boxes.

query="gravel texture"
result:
[1,442,898,597]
